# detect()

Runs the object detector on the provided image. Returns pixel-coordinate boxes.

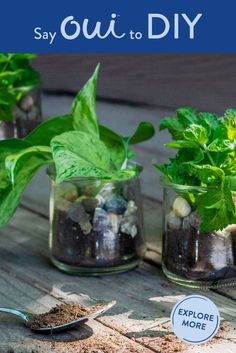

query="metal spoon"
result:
[0,300,116,333]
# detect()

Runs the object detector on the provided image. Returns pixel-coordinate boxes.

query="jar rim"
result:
[160,175,216,192]
[47,161,143,183]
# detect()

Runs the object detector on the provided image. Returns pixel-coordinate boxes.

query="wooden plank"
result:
[1,207,236,352]
[0,270,152,353]
[34,54,236,113]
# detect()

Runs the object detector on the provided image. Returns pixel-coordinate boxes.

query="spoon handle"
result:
[0,307,29,322]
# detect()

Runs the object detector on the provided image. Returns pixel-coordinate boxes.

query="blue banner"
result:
[0,0,235,53]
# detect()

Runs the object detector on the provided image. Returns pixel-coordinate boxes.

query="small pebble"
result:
[99,184,114,199]
[166,211,182,230]
[121,222,138,238]
[104,195,127,215]
[223,224,236,236]
[188,211,201,229]
[27,106,39,121]
[13,105,24,119]
[57,197,71,212]
[77,196,98,212]
[173,196,191,218]
[93,207,111,232]
[68,202,92,235]
[58,183,78,202]
[125,200,138,215]
[64,190,78,202]
[108,213,122,234]
[19,94,34,112]
[96,194,105,207]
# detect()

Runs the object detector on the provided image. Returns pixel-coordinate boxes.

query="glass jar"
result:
[161,178,236,289]
[49,169,146,275]
[0,88,42,140]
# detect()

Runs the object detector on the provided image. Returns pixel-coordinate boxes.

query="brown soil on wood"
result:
[27,303,104,330]
[139,322,229,353]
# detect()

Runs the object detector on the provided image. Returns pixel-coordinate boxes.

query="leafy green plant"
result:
[0,64,155,228]
[155,107,236,232]
[0,53,40,122]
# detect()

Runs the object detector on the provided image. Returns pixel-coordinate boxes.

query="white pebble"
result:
[223,224,236,236]
[96,194,105,207]
[173,197,191,218]
[19,95,34,112]
[108,212,121,234]
[166,211,182,230]
[126,200,138,215]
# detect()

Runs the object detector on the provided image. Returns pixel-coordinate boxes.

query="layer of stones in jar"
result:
[55,182,139,239]
[166,196,236,276]
[13,93,40,123]
[167,195,236,237]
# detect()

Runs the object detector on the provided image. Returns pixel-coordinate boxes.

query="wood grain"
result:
[34,54,236,113]
[0,207,236,352]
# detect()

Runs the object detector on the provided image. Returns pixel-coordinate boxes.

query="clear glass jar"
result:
[0,88,42,140]
[161,178,236,289]
[49,169,146,275]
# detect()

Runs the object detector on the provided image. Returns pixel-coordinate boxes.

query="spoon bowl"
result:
[0,300,116,333]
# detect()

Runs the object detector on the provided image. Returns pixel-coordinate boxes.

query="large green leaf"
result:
[0,155,50,228]
[0,139,32,188]
[72,64,100,137]
[99,125,127,170]
[5,146,52,184]
[197,183,236,232]
[159,117,184,140]
[25,115,73,146]
[188,164,224,185]
[183,124,209,145]
[0,138,48,228]
[51,131,111,183]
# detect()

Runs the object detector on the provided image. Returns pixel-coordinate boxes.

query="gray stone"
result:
[108,213,122,234]
[96,229,117,260]
[19,94,34,112]
[77,196,98,212]
[166,211,182,230]
[121,215,138,237]
[58,183,78,202]
[121,221,138,238]
[125,200,138,216]
[104,195,127,215]
[93,207,111,232]
[188,211,201,229]
[99,183,114,199]
[27,106,39,121]
[68,202,92,235]
[56,197,71,212]
[13,105,25,120]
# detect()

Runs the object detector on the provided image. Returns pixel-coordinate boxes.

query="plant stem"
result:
[203,145,216,166]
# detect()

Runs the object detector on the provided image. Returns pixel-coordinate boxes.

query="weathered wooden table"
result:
[0,95,236,353]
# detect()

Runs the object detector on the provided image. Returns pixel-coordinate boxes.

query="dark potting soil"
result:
[163,226,236,282]
[27,303,104,330]
[51,209,143,267]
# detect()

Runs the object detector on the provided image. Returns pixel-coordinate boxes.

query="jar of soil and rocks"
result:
[49,169,146,275]
[161,178,236,288]
[0,88,42,140]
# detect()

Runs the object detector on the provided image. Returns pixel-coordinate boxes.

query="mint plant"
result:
[155,108,236,232]
[0,65,155,228]
[0,54,40,122]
